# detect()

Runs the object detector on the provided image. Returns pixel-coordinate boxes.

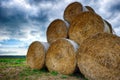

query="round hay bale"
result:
[85,6,95,13]
[104,20,113,33]
[27,41,49,69]
[68,11,105,45]
[77,33,120,80]
[46,39,79,75]
[63,2,83,24]
[47,19,68,44]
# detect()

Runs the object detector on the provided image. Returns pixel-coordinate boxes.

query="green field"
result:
[0,57,87,80]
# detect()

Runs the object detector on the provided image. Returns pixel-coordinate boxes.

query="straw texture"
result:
[47,19,68,44]
[46,39,77,75]
[27,41,47,69]
[85,6,95,13]
[63,2,83,24]
[68,11,104,45]
[77,33,120,80]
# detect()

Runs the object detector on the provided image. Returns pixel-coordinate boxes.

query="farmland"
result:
[0,56,87,80]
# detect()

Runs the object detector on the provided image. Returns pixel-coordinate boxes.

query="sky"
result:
[0,0,120,55]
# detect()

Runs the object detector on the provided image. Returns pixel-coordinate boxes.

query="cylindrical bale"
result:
[104,20,113,33]
[77,33,120,80]
[68,11,105,45]
[63,2,84,24]
[46,38,79,75]
[85,6,95,13]
[26,41,49,69]
[47,19,68,44]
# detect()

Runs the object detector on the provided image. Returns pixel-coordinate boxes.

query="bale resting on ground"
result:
[77,33,120,80]
[46,38,79,75]
[27,41,49,69]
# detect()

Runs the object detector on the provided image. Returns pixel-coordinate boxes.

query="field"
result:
[0,57,87,80]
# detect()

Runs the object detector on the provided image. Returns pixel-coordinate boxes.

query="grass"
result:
[61,75,68,79]
[0,58,26,68]
[50,71,58,76]
[0,57,87,80]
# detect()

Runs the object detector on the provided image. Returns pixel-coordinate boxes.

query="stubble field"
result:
[0,57,87,80]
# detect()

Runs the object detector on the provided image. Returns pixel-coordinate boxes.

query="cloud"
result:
[0,47,27,55]
[0,0,48,41]
[0,0,120,55]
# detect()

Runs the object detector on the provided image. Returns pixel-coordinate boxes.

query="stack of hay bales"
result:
[26,1,120,80]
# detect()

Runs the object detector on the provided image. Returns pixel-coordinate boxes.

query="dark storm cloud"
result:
[29,10,48,23]
[109,3,120,12]
[0,2,27,32]
[0,0,50,42]
[0,2,48,28]
[0,9,27,22]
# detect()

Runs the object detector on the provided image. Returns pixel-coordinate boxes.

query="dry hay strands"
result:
[27,41,49,70]
[68,11,105,45]
[63,2,84,24]
[46,38,79,75]
[47,19,68,44]
[104,20,114,34]
[85,6,95,13]
[77,33,120,80]
[84,6,113,34]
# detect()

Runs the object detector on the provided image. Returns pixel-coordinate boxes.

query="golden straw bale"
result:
[68,11,105,45]
[63,2,83,24]
[77,33,120,80]
[46,39,79,75]
[27,41,49,69]
[47,19,68,44]
[85,6,95,13]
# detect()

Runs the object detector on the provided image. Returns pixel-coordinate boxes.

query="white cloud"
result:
[0,36,10,41]
[0,28,10,41]
[109,13,120,27]
[0,47,27,55]
[0,24,46,56]
[114,27,120,36]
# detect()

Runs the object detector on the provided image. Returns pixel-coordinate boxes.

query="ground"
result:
[0,57,87,80]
